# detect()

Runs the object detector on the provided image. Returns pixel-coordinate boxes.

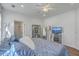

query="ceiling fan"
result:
[35,3,54,13]
[35,3,55,16]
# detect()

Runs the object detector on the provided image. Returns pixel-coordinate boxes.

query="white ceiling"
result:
[1,3,79,19]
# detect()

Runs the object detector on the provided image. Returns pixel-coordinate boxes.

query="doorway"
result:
[14,21,23,39]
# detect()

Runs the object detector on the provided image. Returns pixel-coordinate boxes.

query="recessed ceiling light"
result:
[11,4,16,8]
[21,5,24,8]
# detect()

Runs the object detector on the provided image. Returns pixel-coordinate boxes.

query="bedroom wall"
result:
[0,5,2,44]
[0,13,1,43]
[44,9,79,50]
[1,9,43,41]
[0,4,1,12]
[76,8,79,50]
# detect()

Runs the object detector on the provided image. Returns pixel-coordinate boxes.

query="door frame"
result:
[14,20,24,38]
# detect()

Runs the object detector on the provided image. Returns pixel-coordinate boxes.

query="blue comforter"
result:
[32,38,69,56]
[0,41,36,56]
[0,38,69,56]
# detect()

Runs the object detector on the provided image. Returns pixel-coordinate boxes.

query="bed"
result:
[0,37,69,56]
[32,38,69,56]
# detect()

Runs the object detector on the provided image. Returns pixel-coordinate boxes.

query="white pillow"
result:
[20,36,35,50]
